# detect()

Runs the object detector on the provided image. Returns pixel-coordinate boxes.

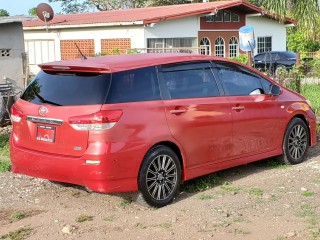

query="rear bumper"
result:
[10,136,147,193]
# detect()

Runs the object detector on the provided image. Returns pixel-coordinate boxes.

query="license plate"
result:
[36,125,56,143]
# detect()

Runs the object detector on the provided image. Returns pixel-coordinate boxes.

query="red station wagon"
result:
[10,53,317,207]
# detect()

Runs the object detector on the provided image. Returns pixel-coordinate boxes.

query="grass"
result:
[220,181,242,193]
[248,187,263,197]
[301,84,320,116]
[0,227,33,240]
[255,158,289,169]
[302,191,315,197]
[198,194,214,200]
[0,134,11,172]
[75,215,93,223]
[296,204,318,226]
[10,212,29,222]
[119,198,132,208]
[181,173,222,193]
[104,215,116,222]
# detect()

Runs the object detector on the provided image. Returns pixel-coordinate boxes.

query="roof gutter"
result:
[23,21,144,30]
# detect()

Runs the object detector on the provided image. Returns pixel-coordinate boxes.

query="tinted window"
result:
[259,77,273,93]
[254,54,265,61]
[106,67,160,103]
[280,51,296,59]
[22,71,110,106]
[214,62,264,96]
[162,68,220,99]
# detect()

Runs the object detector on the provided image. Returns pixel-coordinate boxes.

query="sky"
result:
[0,0,62,16]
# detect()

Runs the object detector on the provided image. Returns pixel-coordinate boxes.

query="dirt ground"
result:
[0,140,320,240]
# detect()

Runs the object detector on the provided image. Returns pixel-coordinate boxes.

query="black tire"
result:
[276,118,309,164]
[138,146,181,208]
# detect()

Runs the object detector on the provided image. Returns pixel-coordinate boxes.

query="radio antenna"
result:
[74,43,87,60]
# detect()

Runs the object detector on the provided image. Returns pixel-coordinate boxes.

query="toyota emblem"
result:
[39,106,48,116]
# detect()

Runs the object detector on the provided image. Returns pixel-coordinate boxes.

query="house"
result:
[0,16,32,90]
[23,0,295,75]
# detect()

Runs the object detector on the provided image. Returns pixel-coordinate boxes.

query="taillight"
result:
[68,110,122,131]
[11,105,23,123]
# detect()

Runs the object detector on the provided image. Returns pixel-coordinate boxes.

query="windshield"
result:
[22,71,111,106]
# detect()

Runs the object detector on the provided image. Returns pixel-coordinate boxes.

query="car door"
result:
[158,62,233,169]
[212,61,281,157]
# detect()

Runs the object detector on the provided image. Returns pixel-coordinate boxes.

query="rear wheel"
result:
[138,146,181,208]
[276,118,309,164]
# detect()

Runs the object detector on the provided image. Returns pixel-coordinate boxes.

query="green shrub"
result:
[0,133,11,172]
[229,54,248,65]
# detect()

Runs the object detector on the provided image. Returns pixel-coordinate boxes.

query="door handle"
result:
[170,109,187,114]
[232,106,245,111]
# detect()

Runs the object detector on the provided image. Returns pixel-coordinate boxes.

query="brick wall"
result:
[101,39,131,55]
[60,40,94,60]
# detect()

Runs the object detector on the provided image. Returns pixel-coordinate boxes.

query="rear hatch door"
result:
[13,71,110,157]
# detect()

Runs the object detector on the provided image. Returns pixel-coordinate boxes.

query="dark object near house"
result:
[254,51,296,73]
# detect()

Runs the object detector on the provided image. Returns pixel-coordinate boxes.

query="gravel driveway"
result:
[0,137,319,240]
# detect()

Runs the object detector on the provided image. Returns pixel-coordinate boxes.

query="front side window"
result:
[215,37,225,57]
[214,62,264,96]
[106,67,160,103]
[161,65,220,99]
[257,36,272,53]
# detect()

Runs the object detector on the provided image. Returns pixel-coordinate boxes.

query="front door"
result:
[212,61,280,157]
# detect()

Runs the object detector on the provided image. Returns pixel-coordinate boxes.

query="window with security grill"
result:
[0,49,12,57]
[215,37,225,57]
[229,37,238,57]
[257,37,272,53]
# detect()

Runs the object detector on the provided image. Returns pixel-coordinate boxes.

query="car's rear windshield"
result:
[22,71,111,106]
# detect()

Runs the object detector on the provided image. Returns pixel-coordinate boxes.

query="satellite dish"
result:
[36,3,54,22]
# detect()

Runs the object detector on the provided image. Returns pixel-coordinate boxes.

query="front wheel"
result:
[138,146,181,208]
[276,118,309,164]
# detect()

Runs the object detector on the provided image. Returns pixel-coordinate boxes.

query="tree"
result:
[263,0,320,39]
[0,9,9,16]
[28,7,37,16]
[48,0,147,13]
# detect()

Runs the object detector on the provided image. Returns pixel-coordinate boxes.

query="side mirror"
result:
[269,84,281,96]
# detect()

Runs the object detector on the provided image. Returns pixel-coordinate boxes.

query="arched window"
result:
[215,37,225,57]
[229,36,239,57]
[200,37,211,55]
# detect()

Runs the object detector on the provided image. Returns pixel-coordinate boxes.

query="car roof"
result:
[255,51,296,56]
[40,53,224,73]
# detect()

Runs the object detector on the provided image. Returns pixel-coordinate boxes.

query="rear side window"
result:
[22,71,110,106]
[106,67,160,103]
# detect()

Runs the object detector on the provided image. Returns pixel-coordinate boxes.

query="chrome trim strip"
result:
[27,116,63,126]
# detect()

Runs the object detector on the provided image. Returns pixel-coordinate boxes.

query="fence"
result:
[126,47,203,54]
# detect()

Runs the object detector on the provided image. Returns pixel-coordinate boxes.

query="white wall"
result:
[24,25,145,74]
[145,16,199,42]
[246,16,287,55]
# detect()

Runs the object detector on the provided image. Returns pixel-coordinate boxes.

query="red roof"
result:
[23,0,295,28]
[40,53,217,73]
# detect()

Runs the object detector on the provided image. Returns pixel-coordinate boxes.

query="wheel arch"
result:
[141,141,186,180]
[288,114,311,146]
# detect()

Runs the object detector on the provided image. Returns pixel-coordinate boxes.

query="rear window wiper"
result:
[31,85,62,106]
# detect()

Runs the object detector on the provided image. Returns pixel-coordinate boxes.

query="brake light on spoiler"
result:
[68,110,122,131]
